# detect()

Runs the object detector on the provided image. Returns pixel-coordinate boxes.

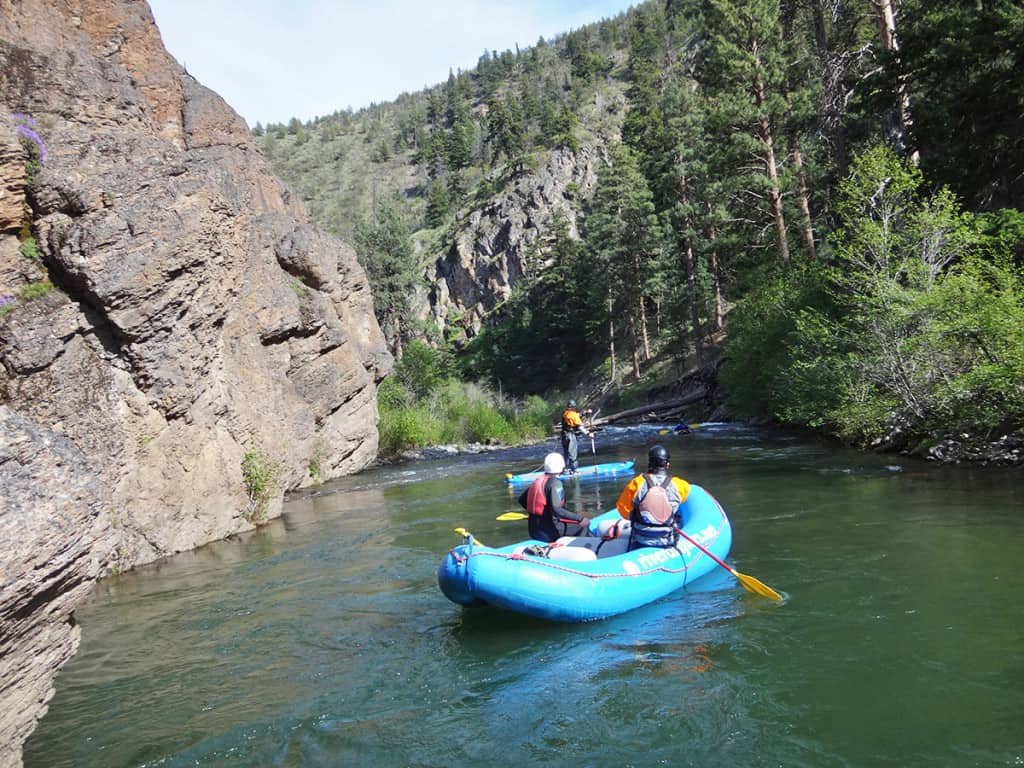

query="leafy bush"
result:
[376,375,553,455]
[726,144,1024,445]
[721,264,830,420]
[19,235,39,260]
[392,340,453,400]
[241,451,282,523]
[17,280,53,301]
[378,406,443,454]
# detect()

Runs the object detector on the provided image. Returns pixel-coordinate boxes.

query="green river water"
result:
[24,424,1024,767]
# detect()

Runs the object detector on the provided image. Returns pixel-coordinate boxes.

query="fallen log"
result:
[590,389,706,427]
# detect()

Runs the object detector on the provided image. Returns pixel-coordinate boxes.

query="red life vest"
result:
[526,475,549,516]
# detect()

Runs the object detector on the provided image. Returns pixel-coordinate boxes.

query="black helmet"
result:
[648,444,670,468]
[567,399,576,408]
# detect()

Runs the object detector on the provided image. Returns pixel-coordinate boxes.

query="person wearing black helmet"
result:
[613,444,691,550]
[560,399,591,475]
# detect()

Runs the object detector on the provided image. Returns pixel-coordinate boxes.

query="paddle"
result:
[675,527,783,601]
[505,462,544,481]
[658,423,700,436]
[496,511,528,521]
[454,527,486,547]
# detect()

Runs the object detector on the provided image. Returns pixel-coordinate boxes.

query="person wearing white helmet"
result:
[517,452,591,542]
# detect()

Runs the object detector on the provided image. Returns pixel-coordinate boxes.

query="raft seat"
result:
[547,535,631,561]
[547,540,599,562]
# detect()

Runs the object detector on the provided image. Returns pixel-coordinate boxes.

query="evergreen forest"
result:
[261,0,1024,459]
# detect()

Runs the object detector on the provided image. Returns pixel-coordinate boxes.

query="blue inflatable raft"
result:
[438,484,733,622]
[504,459,635,485]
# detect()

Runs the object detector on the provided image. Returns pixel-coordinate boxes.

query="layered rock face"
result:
[428,144,603,339]
[0,1,390,763]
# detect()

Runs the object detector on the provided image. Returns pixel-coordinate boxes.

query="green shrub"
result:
[376,375,414,410]
[378,406,442,453]
[18,280,53,301]
[19,236,40,260]
[307,441,329,482]
[241,451,282,523]
[376,375,556,454]
[463,400,515,443]
[510,395,555,440]
[392,340,453,400]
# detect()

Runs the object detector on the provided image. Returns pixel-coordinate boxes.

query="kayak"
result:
[438,484,732,622]
[504,460,635,485]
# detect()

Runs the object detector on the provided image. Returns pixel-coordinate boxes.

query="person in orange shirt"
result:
[560,399,590,474]
[613,444,690,550]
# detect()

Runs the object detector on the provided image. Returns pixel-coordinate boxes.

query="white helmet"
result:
[543,452,566,474]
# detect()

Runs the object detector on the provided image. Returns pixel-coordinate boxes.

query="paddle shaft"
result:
[676,527,736,574]
[454,527,486,547]
[675,526,783,601]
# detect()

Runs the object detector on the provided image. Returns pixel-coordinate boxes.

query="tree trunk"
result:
[628,314,641,379]
[608,292,617,382]
[872,0,919,164]
[394,315,404,359]
[780,2,817,260]
[677,169,705,365]
[639,293,651,361]
[790,140,817,259]
[706,208,725,331]
[632,252,651,361]
[752,38,790,263]
[811,0,850,176]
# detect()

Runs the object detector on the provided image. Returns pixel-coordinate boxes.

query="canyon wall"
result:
[0,1,391,763]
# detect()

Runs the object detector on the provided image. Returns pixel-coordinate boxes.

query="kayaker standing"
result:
[613,444,691,551]
[518,452,591,542]
[560,399,591,475]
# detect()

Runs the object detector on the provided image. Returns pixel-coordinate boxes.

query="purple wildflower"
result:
[11,112,39,128]
[0,295,16,307]
[14,124,46,166]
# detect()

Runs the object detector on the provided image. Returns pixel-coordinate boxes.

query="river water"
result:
[24,424,1024,767]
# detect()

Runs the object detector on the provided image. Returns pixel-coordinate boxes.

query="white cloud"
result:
[148,0,635,126]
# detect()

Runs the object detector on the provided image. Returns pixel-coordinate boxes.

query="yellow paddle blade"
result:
[659,424,701,435]
[454,527,486,548]
[731,567,784,602]
[496,512,528,521]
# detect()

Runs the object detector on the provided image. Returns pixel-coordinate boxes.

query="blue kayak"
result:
[438,484,733,622]
[504,460,635,485]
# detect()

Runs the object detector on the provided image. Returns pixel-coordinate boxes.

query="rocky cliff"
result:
[428,144,604,339]
[0,1,390,764]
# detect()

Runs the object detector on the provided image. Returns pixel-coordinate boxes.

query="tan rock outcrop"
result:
[429,145,603,339]
[0,1,391,764]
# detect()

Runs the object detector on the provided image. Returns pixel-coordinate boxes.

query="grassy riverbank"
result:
[377,341,555,455]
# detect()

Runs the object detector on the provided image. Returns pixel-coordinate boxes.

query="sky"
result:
[147,0,637,128]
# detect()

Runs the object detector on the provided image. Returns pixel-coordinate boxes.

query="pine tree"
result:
[425,181,450,228]
[698,0,793,264]
[584,143,663,377]
[353,194,421,358]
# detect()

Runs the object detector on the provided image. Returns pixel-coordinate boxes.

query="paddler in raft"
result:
[517,452,592,542]
[612,444,691,551]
